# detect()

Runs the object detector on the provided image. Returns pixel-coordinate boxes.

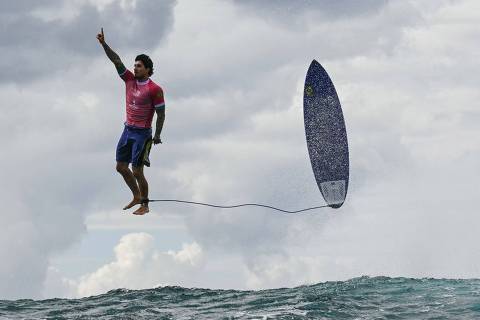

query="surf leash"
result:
[142,198,330,214]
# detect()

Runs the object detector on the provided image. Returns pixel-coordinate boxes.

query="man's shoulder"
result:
[148,79,165,106]
[120,69,135,82]
[148,79,163,91]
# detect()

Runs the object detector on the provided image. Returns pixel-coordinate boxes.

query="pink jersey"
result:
[119,69,165,128]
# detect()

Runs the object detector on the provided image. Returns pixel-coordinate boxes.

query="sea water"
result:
[1,276,479,319]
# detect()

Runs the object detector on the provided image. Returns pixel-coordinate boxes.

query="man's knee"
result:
[116,162,129,174]
[132,166,144,179]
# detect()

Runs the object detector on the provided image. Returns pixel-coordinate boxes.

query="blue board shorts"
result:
[116,124,153,167]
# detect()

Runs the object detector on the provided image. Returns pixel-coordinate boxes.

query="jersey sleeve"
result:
[119,68,135,82]
[151,85,165,110]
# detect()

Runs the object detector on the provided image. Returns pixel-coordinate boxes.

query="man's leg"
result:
[116,161,142,210]
[132,165,149,215]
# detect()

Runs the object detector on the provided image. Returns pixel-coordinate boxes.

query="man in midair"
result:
[96,28,165,215]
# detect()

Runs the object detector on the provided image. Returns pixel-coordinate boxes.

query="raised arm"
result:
[96,28,126,74]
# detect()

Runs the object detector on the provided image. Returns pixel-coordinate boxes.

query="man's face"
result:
[134,60,149,79]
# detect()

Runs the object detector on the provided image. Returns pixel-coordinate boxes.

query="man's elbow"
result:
[156,109,165,118]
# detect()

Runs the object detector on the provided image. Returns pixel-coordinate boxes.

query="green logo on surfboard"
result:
[305,85,314,97]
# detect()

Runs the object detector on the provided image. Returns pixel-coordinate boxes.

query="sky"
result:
[1,0,479,300]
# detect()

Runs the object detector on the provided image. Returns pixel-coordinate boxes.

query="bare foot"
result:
[133,205,149,215]
[133,205,150,216]
[123,197,142,210]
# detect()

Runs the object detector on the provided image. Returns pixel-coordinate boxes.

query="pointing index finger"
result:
[101,27,104,36]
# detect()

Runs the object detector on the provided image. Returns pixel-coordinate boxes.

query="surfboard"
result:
[304,60,349,208]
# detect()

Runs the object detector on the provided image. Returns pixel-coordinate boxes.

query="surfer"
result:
[96,28,165,215]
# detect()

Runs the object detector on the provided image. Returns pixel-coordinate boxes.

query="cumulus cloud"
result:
[73,233,204,297]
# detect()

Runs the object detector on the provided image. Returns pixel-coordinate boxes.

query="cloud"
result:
[169,241,203,265]
[74,233,204,297]
[233,0,389,22]
[43,266,77,299]
[0,0,176,83]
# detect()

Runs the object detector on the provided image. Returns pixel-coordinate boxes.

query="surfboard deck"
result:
[303,60,349,208]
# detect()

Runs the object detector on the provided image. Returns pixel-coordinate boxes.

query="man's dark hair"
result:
[135,54,154,76]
